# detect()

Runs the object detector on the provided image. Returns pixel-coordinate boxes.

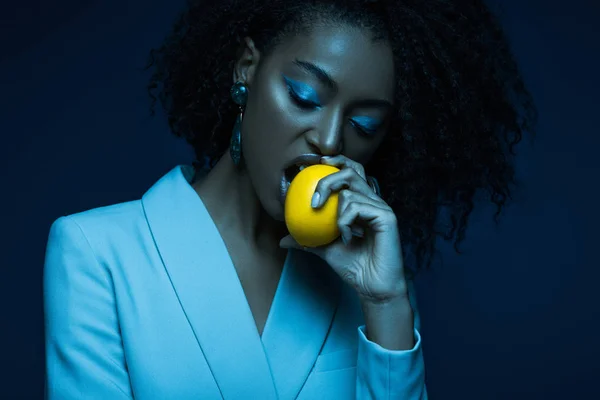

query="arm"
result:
[356,279,428,399]
[43,217,133,399]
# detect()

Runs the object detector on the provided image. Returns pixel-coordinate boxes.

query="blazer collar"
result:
[141,166,340,400]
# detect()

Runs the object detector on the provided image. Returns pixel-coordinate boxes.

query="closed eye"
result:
[283,76,321,109]
[349,117,380,136]
[288,88,320,109]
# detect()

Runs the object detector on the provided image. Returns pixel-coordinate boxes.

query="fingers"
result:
[321,155,367,180]
[312,156,380,209]
[336,190,393,244]
[306,154,395,249]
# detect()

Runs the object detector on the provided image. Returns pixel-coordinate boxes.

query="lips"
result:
[283,153,322,182]
[279,153,322,204]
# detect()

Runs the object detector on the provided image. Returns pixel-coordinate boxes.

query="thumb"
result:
[279,235,323,257]
[279,235,304,250]
[279,235,334,261]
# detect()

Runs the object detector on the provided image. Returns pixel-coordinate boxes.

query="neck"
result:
[192,154,287,254]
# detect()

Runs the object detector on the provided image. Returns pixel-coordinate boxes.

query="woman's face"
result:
[236,24,395,221]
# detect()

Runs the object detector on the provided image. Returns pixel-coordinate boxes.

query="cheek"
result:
[245,78,298,144]
[342,135,384,165]
[263,78,299,127]
[239,77,300,182]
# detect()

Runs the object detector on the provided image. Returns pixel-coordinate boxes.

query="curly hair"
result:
[146,0,537,275]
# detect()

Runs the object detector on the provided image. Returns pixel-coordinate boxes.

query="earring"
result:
[229,81,248,167]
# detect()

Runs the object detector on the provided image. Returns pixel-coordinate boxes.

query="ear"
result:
[233,37,261,88]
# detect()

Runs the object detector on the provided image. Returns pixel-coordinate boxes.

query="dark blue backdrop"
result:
[1,0,598,398]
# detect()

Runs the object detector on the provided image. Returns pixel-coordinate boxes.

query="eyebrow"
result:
[293,59,337,90]
[292,58,393,108]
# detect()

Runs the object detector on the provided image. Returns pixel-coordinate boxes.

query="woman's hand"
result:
[280,155,408,304]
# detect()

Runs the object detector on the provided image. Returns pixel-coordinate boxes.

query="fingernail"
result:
[320,156,330,162]
[351,228,364,238]
[311,192,321,208]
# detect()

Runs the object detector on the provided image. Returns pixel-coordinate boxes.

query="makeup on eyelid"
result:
[283,75,321,105]
[350,116,382,135]
[282,74,383,134]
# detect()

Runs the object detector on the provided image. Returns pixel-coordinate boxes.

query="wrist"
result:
[360,292,411,315]
[360,293,415,351]
[358,280,409,307]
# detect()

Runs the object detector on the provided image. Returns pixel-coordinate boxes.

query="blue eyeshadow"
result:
[350,116,381,134]
[283,75,321,105]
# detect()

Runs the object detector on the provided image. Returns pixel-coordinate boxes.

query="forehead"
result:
[269,24,395,100]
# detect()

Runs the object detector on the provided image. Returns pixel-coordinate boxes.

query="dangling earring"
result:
[230,81,248,167]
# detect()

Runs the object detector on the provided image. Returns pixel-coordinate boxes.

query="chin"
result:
[268,202,286,223]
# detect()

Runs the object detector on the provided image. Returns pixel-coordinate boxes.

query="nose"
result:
[307,109,344,156]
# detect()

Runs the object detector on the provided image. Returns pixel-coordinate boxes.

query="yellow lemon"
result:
[284,164,340,247]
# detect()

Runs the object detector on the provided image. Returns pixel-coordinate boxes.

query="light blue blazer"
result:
[43,165,427,399]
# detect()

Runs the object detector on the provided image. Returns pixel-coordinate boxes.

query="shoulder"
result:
[45,200,154,272]
[49,200,145,244]
[45,165,199,269]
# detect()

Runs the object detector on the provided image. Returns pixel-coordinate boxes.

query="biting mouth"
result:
[279,153,322,203]
[284,163,308,183]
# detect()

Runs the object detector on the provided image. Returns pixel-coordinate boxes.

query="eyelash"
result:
[287,86,320,109]
[286,84,378,136]
[349,120,377,137]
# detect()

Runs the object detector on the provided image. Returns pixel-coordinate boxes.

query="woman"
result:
[43,0,536,399]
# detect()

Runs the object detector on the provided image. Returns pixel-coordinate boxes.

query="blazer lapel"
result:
[141,166,278,399]
[261,249,341,400]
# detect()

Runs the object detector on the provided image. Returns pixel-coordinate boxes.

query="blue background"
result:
[1,0,598,398]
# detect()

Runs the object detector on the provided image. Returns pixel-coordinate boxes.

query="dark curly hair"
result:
[146,0,537,275]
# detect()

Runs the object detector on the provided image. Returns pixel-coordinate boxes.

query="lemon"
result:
[284,164,341,247]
